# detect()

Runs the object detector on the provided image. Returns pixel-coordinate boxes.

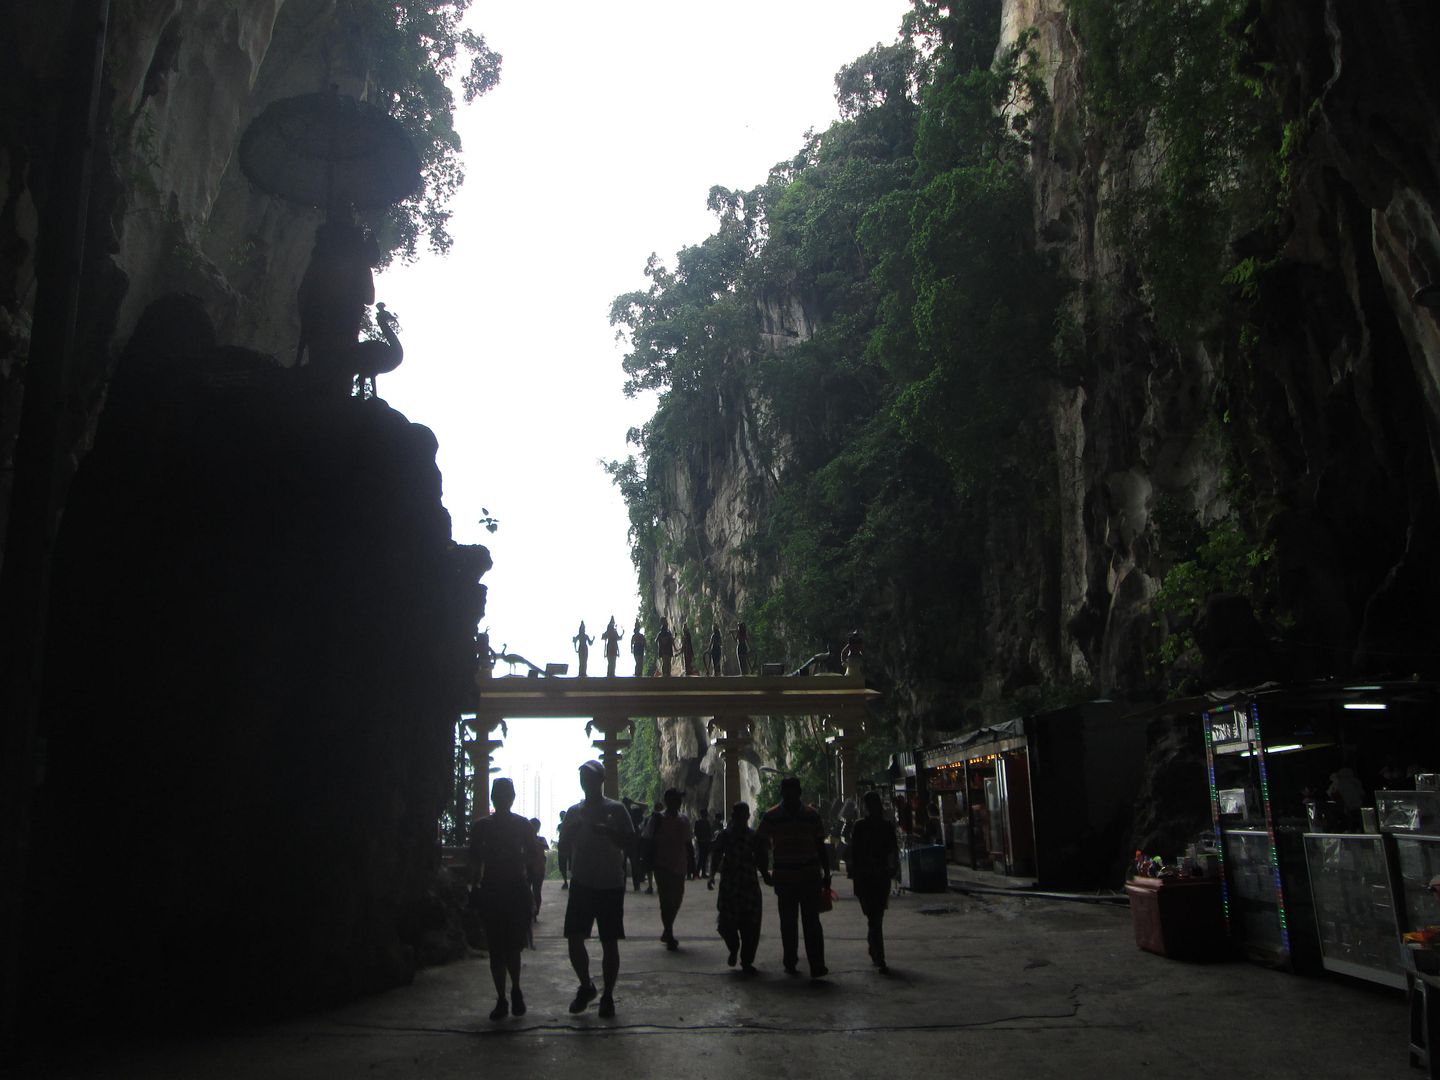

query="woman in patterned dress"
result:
[707,802,764,972]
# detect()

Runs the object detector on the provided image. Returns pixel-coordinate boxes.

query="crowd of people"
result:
[468,762,901,1022]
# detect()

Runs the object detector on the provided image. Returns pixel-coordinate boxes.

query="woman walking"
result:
[848,790,900,974]
[708,802,764,972]
[469,778,540,1019]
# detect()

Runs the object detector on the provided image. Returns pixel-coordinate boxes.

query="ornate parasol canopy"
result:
[238,90,421,213]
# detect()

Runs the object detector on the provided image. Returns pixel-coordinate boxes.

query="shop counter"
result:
[1302,832,1403,989]
[1391,834,1440,934]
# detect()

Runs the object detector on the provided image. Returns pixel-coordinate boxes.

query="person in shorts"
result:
[558,760,636,1018]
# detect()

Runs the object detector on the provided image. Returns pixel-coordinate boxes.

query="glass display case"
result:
[1391,834,1440,934]
[1204,699,1330,969]
[1377,791,1440,835]
[1302,833,1404,988]
[1221,828,1287,955]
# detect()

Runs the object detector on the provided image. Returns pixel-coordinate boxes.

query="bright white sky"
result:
[376,0,911,832]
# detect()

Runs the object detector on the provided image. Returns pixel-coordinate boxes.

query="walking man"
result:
[626,798,647,891]
[756,776,830,978]
[848,791,900,973]
[647,788,693,949]
[558,760,637,1018]
[708,809,724,885]
[693,807,714,883]
[528,817,549,920]
[556,809,569,889]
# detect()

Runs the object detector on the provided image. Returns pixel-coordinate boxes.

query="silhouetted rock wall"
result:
[23,303,488,1028]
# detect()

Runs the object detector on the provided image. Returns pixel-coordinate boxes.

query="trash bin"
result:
[1125,876,1227,960]
[904,844,948,893]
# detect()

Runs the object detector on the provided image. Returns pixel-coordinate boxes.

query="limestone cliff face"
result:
[989,0,1234,697]
[639,0,1440,750]
[644,294,798,811]
[1002,0,1440,692]
[3,0,489,1026]
[2,0,398,556]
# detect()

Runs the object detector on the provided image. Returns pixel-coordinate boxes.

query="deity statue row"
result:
[569,619,863,678]
[572,617,751,677]
[475,624,861,680]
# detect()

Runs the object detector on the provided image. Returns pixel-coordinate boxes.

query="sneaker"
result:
[741,962,759,974]
[877,963,890,975]
[597,994,616,1019]
[561,882,569,890]
[666,938,680,952]
[810,966,829,979]
[726,948,738,967]
[568,982,598,1013]
[489,998,508,1021]
[511,988,526,1016]
[783,964,799,975]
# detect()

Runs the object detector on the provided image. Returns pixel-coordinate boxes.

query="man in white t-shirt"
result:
[557,760,636,1018]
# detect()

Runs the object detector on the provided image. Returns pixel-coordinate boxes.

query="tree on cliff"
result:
[349,0,502,263]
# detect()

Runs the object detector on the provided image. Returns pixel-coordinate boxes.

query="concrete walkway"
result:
[16,879,1414,1078]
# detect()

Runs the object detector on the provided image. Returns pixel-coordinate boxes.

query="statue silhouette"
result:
[681,627,696,676]
[630,626,647,677]
[655,618,674,677]
[733,622,750,675]
[573,620,595,677]
[841,629,864,675]
[352,303,403,398]
[601,617,623,677]
[296,219,379,389]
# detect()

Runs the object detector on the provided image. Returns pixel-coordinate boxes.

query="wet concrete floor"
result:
[15,879,1414,1078]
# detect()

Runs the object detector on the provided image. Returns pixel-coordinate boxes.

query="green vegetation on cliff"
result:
[1067,0,1282,335]
[609,0,1293,744]
[609,0,1058,744]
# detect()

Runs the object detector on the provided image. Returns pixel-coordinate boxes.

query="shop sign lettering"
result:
[1208,711,1251,752]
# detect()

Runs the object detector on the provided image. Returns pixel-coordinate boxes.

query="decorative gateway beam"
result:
[468,673,880,804]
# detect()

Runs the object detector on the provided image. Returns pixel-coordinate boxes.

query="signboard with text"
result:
[1208,709,1253,755]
